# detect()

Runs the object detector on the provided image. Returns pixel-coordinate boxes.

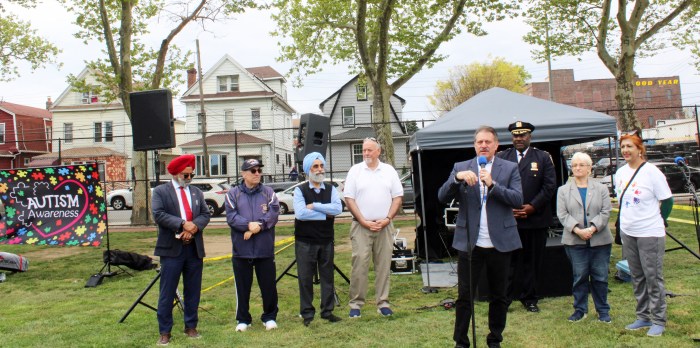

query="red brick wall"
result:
[527,70,683,128]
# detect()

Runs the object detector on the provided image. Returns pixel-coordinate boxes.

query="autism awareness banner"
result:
[0,163,107,247]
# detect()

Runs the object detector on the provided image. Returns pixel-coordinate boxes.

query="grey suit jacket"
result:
[152,181,211,258]
[438,157,523,253]
[556,180,613,246]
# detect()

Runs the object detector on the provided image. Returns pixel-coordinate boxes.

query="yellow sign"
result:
[634,79,679,87]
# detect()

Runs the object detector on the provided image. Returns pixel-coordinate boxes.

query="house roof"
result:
[180,132,270,147]
[246,66,285,81]
[180,91,276,101]
[0,101,52,119]
[331,127,408,141]
[32,146,127,159]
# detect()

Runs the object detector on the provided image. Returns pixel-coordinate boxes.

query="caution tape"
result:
[201,235,296,293]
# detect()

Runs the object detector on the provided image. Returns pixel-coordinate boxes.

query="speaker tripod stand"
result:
[669,163,700,260]
[276,250,350,306]
[119,268,184,323]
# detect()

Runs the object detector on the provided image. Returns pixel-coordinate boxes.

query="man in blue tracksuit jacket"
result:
[225,158,280,332]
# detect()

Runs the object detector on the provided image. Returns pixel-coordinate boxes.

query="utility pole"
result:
[196,39,210,177]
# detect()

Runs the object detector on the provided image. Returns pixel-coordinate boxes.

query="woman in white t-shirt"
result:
[614,132,673,337]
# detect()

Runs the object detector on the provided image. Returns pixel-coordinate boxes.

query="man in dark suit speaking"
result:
[438,126,523,348]
[152,154,211,345]
[497,121,556,313]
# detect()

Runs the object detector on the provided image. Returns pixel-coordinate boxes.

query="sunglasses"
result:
[181,173,195,179]
[248,168,262,174]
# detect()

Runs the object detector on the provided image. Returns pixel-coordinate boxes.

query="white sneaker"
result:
[264,320,278,330]
[235,323,249,332]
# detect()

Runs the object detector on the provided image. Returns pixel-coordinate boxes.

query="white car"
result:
[275,179,345,215]
[107,179,232,216]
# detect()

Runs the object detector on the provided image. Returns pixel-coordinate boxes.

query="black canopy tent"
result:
[407,88,618,277]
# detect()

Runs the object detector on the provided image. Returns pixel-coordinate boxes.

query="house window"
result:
[666,89,672,100]
[251,109,261,130]
[64,123,73,143]
[351,143,363,165]
[94,122,102,142]
[276,154,280,164]
[217,75,239,92]
[196,154,228,176]
[0,123,5,144]
[23,158,30,166]
[648,116,654,127]
[645,90,652,102]
[82,91,99,104]
[225,109,234,131]
[357,84,368,101]
[45,126,52,141]
[93,121,113,143]
[342,107,355,127]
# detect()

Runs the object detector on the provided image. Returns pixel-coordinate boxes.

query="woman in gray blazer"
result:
[556,152,613,323]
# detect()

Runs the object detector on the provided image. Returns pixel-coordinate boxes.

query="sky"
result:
[1,2,699,123]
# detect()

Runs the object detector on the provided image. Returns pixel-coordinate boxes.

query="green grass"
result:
[1,216,699,347]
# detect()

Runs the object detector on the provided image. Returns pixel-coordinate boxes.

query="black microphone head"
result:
[478,155,487,168]
[674,156,686,166]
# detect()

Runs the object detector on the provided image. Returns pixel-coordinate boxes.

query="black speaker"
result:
[296,113,330,161]
[130,89,175,151]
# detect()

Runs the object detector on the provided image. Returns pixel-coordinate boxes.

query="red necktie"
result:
[179,187,193,221]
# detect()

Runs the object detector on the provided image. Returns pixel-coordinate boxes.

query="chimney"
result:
[46,96,53,110]
[187,67,197,89]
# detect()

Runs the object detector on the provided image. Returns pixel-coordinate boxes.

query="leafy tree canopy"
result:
[429,56,530,114]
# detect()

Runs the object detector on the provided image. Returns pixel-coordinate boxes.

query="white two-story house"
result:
[319,75,410,176]
[47,68,185,183]
[179,55,296,179]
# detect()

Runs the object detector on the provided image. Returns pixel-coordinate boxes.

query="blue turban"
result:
[303,152,326,174]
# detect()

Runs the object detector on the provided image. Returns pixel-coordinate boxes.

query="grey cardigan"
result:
[556,180,613,246]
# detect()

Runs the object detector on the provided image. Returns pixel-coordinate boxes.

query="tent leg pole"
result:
[417,150,437,294]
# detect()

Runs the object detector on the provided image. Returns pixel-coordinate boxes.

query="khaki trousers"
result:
[348,220,394,309]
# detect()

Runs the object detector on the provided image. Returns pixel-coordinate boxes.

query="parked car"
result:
[401,173,415,209]
[264,181,299,193]
[275,179,345,215]
[592,158,625,177]
[107,179,232,216]
[600,162,700,194]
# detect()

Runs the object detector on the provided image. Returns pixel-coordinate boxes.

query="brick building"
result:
[526,69,682,128]
[0,101,53,169]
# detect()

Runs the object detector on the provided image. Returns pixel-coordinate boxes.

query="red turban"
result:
[167,154,196,175]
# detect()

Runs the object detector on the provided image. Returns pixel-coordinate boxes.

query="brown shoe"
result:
[157,333,171,345]
[184,327,201,339]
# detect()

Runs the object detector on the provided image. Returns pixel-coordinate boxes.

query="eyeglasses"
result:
[181,173,195,179]
[364,137,379,144]
[622,130,640,138]
[248,168,262,174]
[571,164,590,168]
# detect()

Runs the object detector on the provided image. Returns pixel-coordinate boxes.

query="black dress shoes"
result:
[524,302,540,313]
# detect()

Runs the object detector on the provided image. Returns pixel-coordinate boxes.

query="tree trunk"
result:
[130,151,152,225]
[371,80,395,166]
[614,56,642,133]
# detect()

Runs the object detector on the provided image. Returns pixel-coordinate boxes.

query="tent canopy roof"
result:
[410,87,618,151]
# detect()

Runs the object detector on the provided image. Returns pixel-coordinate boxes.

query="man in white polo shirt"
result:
[344,137,403,318]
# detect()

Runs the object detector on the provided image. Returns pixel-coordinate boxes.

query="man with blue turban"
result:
[294,152,343,326]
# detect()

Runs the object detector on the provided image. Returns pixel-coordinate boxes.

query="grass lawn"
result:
[1,214,699,347]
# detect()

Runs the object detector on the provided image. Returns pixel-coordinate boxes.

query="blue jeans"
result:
[565,244,612,315]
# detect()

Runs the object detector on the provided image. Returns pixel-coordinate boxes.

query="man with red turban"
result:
[152,154,211,345]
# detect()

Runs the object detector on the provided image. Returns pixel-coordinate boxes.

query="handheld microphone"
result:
[674,156,687,167]
[478,155,487,169]
[478,156,488,184]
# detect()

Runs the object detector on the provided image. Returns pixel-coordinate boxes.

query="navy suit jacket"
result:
[152,181,211,258]
[438,157,523,253]
[497,147,556,229]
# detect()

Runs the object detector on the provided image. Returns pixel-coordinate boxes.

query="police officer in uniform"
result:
[497,121,557,313]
